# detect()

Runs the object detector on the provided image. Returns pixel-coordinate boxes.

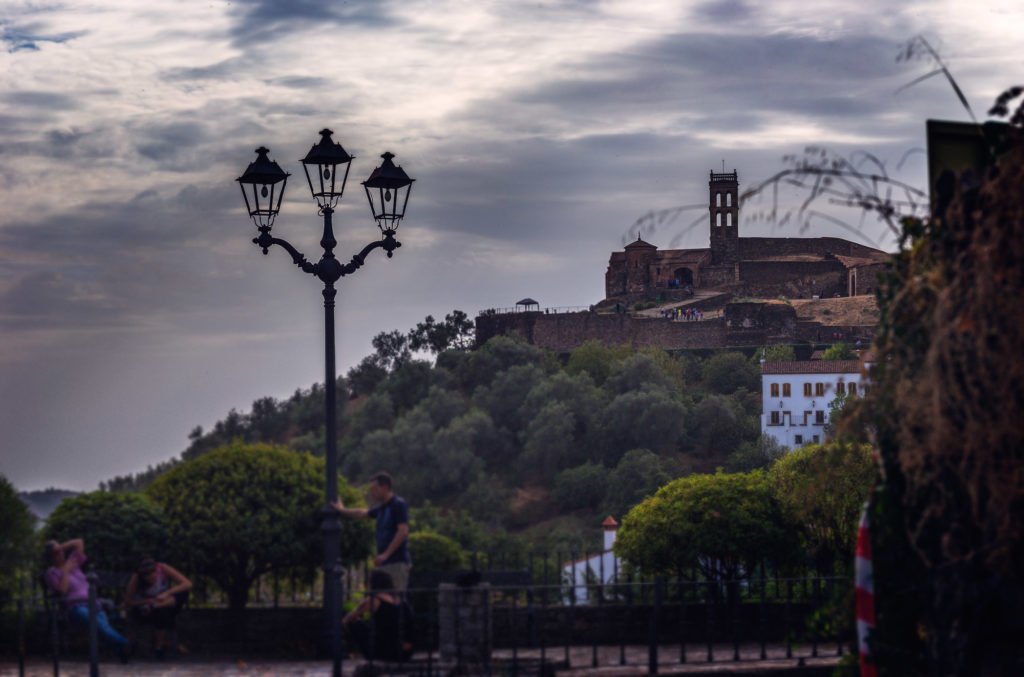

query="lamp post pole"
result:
[237,131,414,677]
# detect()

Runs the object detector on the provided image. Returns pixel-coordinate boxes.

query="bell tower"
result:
[709,170,739,265]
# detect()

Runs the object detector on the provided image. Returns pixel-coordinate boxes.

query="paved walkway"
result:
[2,644,842,676]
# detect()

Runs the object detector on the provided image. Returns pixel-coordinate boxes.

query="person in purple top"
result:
[44,538,129,655]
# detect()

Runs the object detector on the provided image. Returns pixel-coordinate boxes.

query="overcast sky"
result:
[1,0,1019,491]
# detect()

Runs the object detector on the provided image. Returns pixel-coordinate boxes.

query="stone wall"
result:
[739,236,883,259]
[848,262,888,296]
[737,260,846,298]
[476,303,875,354]
[701,263,739,288]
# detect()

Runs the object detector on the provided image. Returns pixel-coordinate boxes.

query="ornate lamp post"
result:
[237,129,414,677]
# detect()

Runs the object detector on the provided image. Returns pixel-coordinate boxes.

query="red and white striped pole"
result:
[855,505,877,677]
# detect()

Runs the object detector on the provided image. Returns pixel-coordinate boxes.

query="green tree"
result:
[758,344,796,362]
[689,394,758,458]
[615,470,797,579]
[565,340,632,386]
[147,441,372,611]
[407,531,466,572]
[605,353,677,395]
[347,356,388,397]
[768,442,876,572]
[408,310,475,354]
[604,449,670,518]
[43,491,167,572]
[382,360,434,413]
[701,351,760,394]
[724,435,786,472]
[456,335,546,391]
[0,476,36,614]
[553,463,610,512]
[821,342,855,360]
[472,364,546,435]
[598,390,688,464]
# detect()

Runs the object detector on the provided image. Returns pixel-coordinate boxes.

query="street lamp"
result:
[237,129,414,677]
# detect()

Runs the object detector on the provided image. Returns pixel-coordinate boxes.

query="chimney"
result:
[602,515,619,551]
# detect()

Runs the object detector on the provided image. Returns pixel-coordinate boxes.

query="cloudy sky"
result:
[1,0,1019,490]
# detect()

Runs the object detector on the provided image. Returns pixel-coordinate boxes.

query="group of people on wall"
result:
[43,470,413,664]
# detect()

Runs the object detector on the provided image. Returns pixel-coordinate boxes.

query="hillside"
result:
[19,488,81,522]
[98,314,777,553]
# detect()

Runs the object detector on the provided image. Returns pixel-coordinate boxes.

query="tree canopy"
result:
[43,491,167,572]
[768,442,876,572]
[615,470,798,579]
[147,441,372,611]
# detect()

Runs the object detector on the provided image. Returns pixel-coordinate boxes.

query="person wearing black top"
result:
[333,471,412,590]
[343,570,414,662]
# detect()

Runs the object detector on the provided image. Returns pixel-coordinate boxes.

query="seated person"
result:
[44,538,129,656]
[343,570,414,662]
[122,557,192,658]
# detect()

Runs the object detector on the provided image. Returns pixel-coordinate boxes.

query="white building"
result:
[563,516,621,604]
[760,359,870,450]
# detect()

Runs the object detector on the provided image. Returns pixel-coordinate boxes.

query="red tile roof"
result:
[762,360,862,374]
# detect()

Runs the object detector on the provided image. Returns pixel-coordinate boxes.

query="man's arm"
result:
[331,498,369,519]
[374,523,409,566]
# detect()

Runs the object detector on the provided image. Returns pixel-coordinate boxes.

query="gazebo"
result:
[515,298,540,312]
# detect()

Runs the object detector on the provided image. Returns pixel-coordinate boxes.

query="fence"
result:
[15,566,853,675]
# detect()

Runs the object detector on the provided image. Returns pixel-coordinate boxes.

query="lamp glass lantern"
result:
[237,146,289,230]
[301,128,353,210]
[363,152,414,233]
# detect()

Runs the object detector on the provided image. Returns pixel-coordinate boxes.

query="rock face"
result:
[438,582,492,669]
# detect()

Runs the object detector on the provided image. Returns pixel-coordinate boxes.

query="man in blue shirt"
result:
[333,471,411,590]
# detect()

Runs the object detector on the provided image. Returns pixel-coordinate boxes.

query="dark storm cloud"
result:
[2,91,80,111]
[226,0,403,45]
[512,32,904,119]
[135,120,211,164]
[267,76,333,90]
[1,22,86,52]
[0,127,119,160]
[692,0,755,22]
[0,178,278,334]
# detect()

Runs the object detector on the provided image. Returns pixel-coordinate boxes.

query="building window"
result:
[804,383,812,397]
[848,382,858,396]
[804,411,812,424]
[770,383,779,397]
[815,383,825,397]
[718,212,724,227]
[794,435,803,445]
[770,411,780,425]
[783,383,791,397]
[727,212,733,227]
[836,382,845,395]
[815,410,825,424]
[813,435,820,444]
[726,192,732,207]
[716,192,722,207]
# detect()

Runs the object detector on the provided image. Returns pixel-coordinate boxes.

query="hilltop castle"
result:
[604,171,889,302]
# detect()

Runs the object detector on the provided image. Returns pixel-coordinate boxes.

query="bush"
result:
[407,531,466,572]
[43,491,166,572]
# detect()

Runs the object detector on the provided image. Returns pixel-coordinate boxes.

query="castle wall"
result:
[849,262,888,296]
[737,260,846,298]
[739,237,882,260]
[530,313,728,352]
